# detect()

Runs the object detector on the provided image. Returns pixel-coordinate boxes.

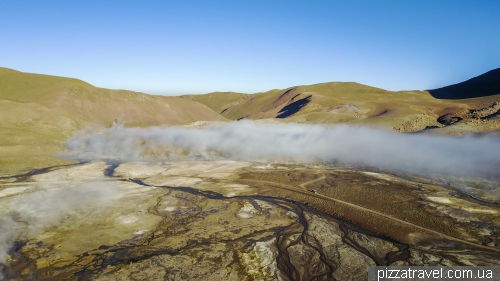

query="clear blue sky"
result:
[1,1,499,95]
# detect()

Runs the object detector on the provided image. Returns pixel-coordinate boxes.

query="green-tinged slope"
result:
[190,80,500,134]
[207,81,440,125]
[2,66,500,174]
[0,67,226,127]
[181,92,250,114]
[0,67,226,174]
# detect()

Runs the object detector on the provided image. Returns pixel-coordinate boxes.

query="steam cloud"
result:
[0,181,122,279]
[65,122,500,179]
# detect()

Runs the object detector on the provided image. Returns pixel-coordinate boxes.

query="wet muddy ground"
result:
[1,161,500,280]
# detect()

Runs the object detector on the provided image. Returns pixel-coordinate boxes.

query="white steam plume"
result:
[0,181,122,279]
[64,122,500,179]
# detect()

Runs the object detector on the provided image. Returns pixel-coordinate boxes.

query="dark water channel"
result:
[1,162,430,280]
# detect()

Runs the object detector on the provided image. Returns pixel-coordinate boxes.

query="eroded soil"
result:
[1,161,500,280]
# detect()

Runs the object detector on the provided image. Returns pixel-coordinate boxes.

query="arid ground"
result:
[1,160,500,280]
[1,68,500,280]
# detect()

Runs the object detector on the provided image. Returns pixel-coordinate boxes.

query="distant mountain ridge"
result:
[428,68,500,99]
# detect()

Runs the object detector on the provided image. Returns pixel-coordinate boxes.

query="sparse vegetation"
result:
[0,67,226,174]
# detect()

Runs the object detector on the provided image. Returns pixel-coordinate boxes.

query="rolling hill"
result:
[0,67,226,174]
[1,66,500,174]
[181,91,250,114]
[182,78,500,134]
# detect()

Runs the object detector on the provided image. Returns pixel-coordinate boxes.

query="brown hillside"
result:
[2,67,500,174]
[0,67,226,174]
[181,91,250,114]
[189,80,500,134]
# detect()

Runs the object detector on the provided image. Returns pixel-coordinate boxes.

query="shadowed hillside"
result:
[428,68,500,99]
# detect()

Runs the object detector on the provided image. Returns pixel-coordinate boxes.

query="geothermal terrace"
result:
[1,159,500,280]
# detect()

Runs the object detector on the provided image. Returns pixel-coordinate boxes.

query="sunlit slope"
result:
[182,91,250,114]
[0,67,226,174]
[191,80,500,133]
[0,67,225,127]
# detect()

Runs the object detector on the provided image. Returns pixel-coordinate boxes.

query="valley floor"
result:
[1,161,500,280]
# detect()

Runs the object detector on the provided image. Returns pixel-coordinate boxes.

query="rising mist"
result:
[64,122,500,179]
